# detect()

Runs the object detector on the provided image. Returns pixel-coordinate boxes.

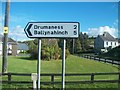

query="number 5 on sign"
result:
[4,27,8,33]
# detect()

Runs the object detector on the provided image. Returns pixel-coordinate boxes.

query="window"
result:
[106,42,108,45]
[111,42,112,46]
[115,42,116,46]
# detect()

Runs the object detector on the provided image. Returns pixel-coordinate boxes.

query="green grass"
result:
[0,55,119,89]
[2,83,120,90]
[2,55,118,73]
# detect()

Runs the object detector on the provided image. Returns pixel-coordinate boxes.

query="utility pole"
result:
[2,0,10,73]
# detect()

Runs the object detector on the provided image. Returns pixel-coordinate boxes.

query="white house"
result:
[0,34,17,56]
[94,32,119,53]
[0,35,3,55]
[0,39,2,55]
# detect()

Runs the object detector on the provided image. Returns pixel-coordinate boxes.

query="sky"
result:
[0,1,119,41]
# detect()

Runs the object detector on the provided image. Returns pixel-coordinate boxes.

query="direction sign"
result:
[24,22,79,38]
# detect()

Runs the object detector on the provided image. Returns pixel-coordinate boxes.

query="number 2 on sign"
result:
[74,25,77,29]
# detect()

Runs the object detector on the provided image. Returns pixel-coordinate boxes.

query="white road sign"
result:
[24,22,79,38]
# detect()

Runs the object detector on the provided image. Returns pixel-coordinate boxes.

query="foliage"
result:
[100,46,120,61]
[79,32,91,51]
[26,39,38,59]
[25,32,94,59]
[74,38,82,53]
[27,39,69,60]
[64,32,93,54]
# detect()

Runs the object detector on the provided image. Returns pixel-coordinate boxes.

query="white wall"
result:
[7,43,12,54]
[104,41,119,48]
[0,42,2,55]
[94,36,119,53]
[17,50,20,54]
[0,42,18,55]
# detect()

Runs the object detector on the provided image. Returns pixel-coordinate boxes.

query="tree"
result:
[79,32,90,52]
[27,39,38,59]
[66,39,73,54]
[74,38,82,53]
[27,39,69,60]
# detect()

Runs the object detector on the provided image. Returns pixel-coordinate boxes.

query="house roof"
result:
[8,38,16,43]
[99,32,117,41]
[0,34,17,44]
[17,43,29,50]
[0,34,3,42]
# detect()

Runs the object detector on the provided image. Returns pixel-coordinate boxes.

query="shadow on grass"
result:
[17,56,37,61]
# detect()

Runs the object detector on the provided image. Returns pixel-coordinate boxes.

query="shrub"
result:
[28,39,70,60]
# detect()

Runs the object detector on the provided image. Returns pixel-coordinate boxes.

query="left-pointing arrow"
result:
[27,24,33,36]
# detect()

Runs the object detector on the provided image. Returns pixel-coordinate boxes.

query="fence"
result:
[82,55,120,65]
[1,72,120,84]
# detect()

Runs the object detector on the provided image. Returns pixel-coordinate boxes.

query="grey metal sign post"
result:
[24,22,79,90]
[62,39,66,90]
[38,39,41,89]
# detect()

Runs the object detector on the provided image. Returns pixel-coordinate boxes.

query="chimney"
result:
[103,32,107,37]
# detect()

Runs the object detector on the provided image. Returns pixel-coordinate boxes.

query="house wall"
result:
[94,34,119,53]
[0,42,2,55]
[104,41,119,48]
[17,50,20,54]
[8,43,12,55]
[12,44,17,56]
[94,37,104,50]
[95,39,119,53]
[0,42,18,56]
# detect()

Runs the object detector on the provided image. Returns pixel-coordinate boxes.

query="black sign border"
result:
[24,22,80,39]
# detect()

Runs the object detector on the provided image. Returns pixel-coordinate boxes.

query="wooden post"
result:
[91,73,94,83]
[118,73,120,83]
[104,58,106,63]
[99,57,100,61]
[51,75,54,82]
[8,73,11,84]
[51,74,54,87]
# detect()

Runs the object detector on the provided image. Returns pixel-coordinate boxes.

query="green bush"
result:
[28,39,70,60]
[100,46,120,61]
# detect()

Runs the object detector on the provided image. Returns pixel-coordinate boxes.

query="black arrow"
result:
[27,24,33,36]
